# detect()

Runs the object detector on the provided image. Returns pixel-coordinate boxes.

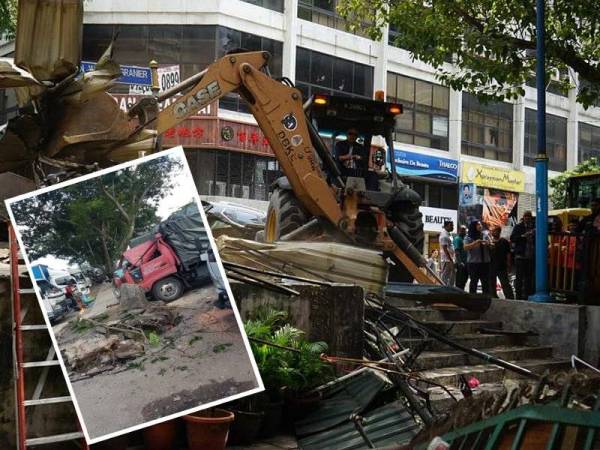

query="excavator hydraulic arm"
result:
[152,51,344,228]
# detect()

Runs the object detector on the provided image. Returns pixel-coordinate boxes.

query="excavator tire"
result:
[388,202,425,282]
[264,187,309,242]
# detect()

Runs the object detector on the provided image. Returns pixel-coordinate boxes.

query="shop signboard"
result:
[391,149,459,182]
[420,206,458,233]
[461,161,525,192]
[81,61,152,86]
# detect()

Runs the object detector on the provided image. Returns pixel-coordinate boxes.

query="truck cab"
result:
[112,202,211,302]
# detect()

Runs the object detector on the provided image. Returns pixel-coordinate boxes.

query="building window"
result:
[386,72,449,150]
[216,26,283,113]
[297,0,370,38]
[185,149,281,201]
[82,25,283,112]
[461,93,513,162]
[579,122,600,162]
[524,108,567,172]
[407,181,457,209]
[295,47,374,100]
[241,0,284,13]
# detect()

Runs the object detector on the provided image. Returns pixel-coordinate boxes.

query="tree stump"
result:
[118,284,151,309]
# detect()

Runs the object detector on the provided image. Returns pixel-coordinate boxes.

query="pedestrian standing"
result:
[463,220,491,294]
[510,211,535,299]
[426,249,440,277]
[489,227,514,299]
[454,225,468,289]
[439,220,456,286]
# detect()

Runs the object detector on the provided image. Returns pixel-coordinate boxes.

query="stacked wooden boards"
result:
[216,236,389,295]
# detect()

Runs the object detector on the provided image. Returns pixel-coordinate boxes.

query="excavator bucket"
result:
[14,0,83,83]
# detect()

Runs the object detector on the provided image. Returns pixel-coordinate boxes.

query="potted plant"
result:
[244,309,334,433]
[183,408,235,450]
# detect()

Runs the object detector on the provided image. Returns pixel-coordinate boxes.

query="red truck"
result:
[112,203,211,302]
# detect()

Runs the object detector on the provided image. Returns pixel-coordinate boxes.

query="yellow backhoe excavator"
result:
[0,1,438,285]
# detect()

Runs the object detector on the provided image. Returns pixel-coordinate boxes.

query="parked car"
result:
[37,280,68,323]
[203,200,266,227]
[70,269,92,289]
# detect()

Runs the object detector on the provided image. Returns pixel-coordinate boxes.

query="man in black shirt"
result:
[510,211,535,299]
[489,227,514,299]
[335,128,368,178]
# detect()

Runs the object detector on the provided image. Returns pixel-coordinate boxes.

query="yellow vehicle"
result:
[549,171,600,230]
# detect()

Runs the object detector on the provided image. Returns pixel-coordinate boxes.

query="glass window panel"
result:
[216,26,241,56]
[415,112,432,134]
[428,184,441,207]
[386,73,397,99]
[395,108,413,130]
[296,48,311,83]
[432,116,448,137]
[432,85,449,111]
[396,75,414,103]
[314,0,334,11]
[414,136,431,147]
[311,52,333,87]
[181,26,216,65]
[241,32,262,51]
[82,25,114,62]
[333,58,353,92]
[415,80,433,106]
[395,133,414,144]
[148,25,181,64]
[113,25,148,66]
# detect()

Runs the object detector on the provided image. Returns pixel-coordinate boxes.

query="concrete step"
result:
[399,333,525,352]
[427,382,506,414]
[415,359,570,389]
[393,307,483,322]
[414,346,554,370]
[422,320,503,335]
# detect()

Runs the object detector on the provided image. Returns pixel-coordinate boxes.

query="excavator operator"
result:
[334,128,368,178]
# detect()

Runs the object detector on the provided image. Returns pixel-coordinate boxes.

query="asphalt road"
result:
[60,283,260,441]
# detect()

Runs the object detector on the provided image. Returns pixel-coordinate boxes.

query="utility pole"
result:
[530,0,551,302]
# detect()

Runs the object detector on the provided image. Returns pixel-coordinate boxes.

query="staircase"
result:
[387,300,571,414]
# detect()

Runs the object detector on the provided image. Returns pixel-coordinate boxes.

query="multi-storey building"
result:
[3,0,600,249]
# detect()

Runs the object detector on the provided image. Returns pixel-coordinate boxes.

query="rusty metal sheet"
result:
[14,0,83,82]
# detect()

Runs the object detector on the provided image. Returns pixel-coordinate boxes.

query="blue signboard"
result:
[389,148,458,182]
[81,61,152,86]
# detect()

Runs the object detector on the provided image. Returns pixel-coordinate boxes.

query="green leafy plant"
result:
[147,331,161,347]
[244,309,334,396]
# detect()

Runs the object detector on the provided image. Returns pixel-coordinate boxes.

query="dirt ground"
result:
[53,283,260,441]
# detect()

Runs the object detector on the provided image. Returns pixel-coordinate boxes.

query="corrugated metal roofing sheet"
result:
[295,370,390,437]
[298,402,420,450]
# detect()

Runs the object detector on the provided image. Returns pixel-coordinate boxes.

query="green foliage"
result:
[10,154,183,276]
[147,331,161,347]
[244,309,334,395]
[0,0,17,39]
[337,0,600,108]
[549,157,600,209]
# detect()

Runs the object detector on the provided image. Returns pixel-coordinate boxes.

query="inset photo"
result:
[5,147,262,444]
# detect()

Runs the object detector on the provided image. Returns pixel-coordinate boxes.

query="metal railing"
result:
[548,231,600,304]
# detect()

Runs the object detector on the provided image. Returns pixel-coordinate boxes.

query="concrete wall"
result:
[230,281,364,359]
[482,298,600,365]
